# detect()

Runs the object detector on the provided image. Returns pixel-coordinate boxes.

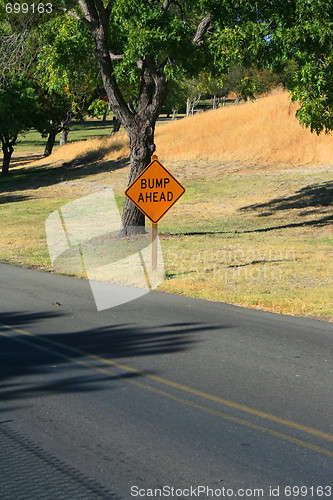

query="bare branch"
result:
[110,53,124,61]
[55,6,90,25]
[162,0,170,10]
[192,13,213,46]
[157,56,174,71]
[0,27,38,87]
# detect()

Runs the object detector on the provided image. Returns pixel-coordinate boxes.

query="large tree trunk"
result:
[1,137,16,175]
[81,6,168,234]
[118,56,168,235]
[120,122,156,235]
[95,49,167,235]
[44,130,57,156]
[70,1,212,235]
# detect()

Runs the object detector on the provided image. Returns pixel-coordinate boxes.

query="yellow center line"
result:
[1,323,333,459]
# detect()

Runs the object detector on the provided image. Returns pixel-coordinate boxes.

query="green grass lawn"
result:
[9,119,117,156]
[1,121,332,322]
[4,115,179,159]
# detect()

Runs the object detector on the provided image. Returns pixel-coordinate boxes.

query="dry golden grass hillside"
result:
[25,88,333,170]
[155,88,333,164]
[27,135,129,169]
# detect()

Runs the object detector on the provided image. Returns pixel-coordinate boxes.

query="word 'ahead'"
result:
[125,158,185,223]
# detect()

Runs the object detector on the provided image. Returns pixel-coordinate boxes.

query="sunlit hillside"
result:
[155,88,333,165]
[26,88,333,169]
[28,135,129,168]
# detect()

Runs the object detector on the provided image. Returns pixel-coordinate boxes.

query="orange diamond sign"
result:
[125,158,185,223]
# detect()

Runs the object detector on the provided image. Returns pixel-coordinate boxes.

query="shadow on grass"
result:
[159,181,333,237]
[61,140,126,168]
[240,181,333,214]
[162,210,333,237]
[0,309,219,409]
[10,154,44,167]
[241,214,333,232]
[16,139,47,149]
[0,141,129,198]
[165,180,332,235]
[160,181,333,239]
[70,119,115,132]
[0,193,32,204]
[233,180,333,232]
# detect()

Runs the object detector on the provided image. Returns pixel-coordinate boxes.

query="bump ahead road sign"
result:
[125,157,185,223]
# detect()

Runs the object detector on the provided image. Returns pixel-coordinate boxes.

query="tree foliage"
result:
[1,1,333,196]
[31,15,103,151]
[263,0,333,134]
[0,79,38,136]
[35,15,98,97]
[88,98,109,119]
[55,0,273,233]
[0,78,42,174]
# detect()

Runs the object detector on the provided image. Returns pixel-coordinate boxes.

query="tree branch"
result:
[55,6,91,26]
[136,55,168,120]
[192,13,213,46]
[157,56,174,71]
[110,53,124,61]
[94,0,110,30]
[77,0,98,28]
[162,0,170,10]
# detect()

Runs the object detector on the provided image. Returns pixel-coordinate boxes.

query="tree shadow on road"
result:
[0,310,218,410]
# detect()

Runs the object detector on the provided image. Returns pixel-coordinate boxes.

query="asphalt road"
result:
[0,263,332,499]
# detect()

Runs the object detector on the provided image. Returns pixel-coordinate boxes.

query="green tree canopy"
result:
[0,78,43,174]
[257,0,333,134]
[3,0,333,220]
[34,15,101,146]
[56,0,269,233]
